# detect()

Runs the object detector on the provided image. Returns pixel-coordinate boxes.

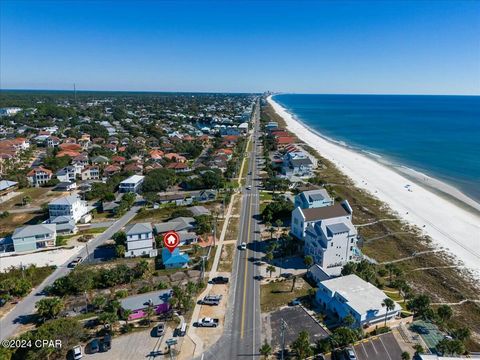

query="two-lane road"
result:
[200,99,262,359]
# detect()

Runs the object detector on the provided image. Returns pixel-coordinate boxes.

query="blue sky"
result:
[1,0,479,94]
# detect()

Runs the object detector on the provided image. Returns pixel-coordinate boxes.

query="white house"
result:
[56,166,79,183]
[48,194,89,223]
[315,274,401,329]
[291,200,353,240]
[27,167,53,187]
[294,189,334,209]
[125,222,157,258]
[119,175,144,193]
[12,224,57,253]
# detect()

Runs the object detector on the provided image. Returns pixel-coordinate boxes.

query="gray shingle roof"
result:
[120,289,172,311]
[49,194,82,206]
[12,224,56,239]
[125,222,153,235]
[326,223,351,235]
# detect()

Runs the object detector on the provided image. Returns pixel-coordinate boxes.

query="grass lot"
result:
[132,206,181,222]
[0,187,57,211]
[0,212,47,236]
[225,216,240,241]
[259,191,273,201]
[218,244,235,272]
[262,103,480,347]
[260,276,312,313]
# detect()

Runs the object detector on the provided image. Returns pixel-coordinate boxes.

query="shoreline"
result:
[267,95,480,280]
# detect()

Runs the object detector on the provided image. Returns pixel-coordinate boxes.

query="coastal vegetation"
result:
[261,103,480,351]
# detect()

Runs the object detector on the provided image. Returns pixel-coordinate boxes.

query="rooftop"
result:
[120,175,145,184]
[125,222,152,235]
[12,224,56,238]
[119,289,172,311]
[320,274,401,316]
[301,202,350,221]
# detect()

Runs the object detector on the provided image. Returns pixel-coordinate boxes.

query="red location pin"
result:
[163,231,180,253]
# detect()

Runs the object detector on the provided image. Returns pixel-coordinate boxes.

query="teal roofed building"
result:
[161,248,190,269]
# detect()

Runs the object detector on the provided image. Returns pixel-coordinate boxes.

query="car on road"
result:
[246,185,252,190]
[211,276,229,284]
[240,242,247,250]
[199,295,222,305]
[72,345,83,359]
[100,334,111,352]
[88,339,99,353]
[197,317,219,327]
[68,256,83,268]
[154,322,165,337]
[344,348,357,359]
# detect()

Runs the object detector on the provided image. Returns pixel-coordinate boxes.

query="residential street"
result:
[0,203,142,340]
[198,100,262,359]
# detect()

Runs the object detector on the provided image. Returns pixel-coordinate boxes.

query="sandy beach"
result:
[268,95,480,280]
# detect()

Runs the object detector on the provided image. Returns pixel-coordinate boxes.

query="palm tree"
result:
[275,219,282,240]
[36,297,64,321]
[145,305,154,325]
[304,255,313,268]
[290,275,297,292]
[382,298,395,327]
[122,309,133,326]
[259,341,272,359]
[266,265,276,278]
[265,221,272,239]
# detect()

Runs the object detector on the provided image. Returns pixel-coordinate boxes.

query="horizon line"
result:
[1,88,479,97]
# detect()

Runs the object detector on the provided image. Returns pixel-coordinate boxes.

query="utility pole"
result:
[73,83,77,103]
[280,318,287,360]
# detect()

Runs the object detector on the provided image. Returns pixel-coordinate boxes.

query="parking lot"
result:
[83,327,175,360]
[269,306,329,349]
[353,333,403,360]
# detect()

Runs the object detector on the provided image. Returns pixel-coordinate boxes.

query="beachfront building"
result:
[119,175,144,193]
[125,222,157,258]
[315,274,401,329]
[281,150,315,178]
[294,189,334,209]
[12,224,57,253]
[56,166,78,183]
[292,200,358,276]
[48,194,89,223]
[119,289,172,321]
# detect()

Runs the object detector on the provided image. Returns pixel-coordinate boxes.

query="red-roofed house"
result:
[27,167,53,187]
[164,153,187,163]
[112,155,126,165]
[149,150,165,161]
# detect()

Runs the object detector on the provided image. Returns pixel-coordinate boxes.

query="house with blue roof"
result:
[162,248,190,269]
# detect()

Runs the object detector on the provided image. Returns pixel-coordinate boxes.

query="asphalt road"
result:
[0,203,142,340]
[200,99,262,359]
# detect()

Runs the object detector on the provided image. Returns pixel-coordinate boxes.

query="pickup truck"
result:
[197,317,219,327]
[199,295,222,306]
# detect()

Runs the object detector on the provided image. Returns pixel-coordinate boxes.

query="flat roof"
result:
[120,289,172,311]
[120,175,145,184]
[320,274,401,316]
[302,203,349,221]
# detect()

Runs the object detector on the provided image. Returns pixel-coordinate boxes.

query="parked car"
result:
[100,334,111,352]
[289,298,301,306]
[72,345,82,359]
[68,256,83,268]
[344,348,357,360]
[197,317,219,327]
[89,339,99,353]
[154,322,165,337]
[211,276,228,284]
[199,295,222,306]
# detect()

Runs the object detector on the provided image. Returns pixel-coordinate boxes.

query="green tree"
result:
[116,244,126,258]
[291,330,313,359]
[266,265,276,278]
[407,294,431,318]
[330,327,358,348]
[382,297,396,327]
[92,295,107,311]
[401,351,411,360]
[304,255,313,268]
[98,311,118,328]
[259,341,272,359]
[436,338,465,356]
[35,297,64,321]
[437,305,453,324]
[342,314,355,327]
[122,309,133,326]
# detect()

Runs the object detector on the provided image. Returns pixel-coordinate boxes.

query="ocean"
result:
[273,94,480,202]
